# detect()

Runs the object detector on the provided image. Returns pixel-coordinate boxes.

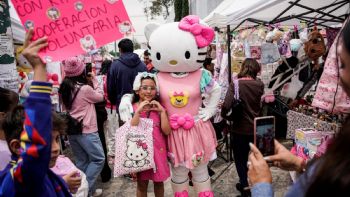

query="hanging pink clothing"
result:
[133,104,170,182]
[157,70,217,169]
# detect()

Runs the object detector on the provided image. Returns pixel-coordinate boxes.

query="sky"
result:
[123,0,171,43]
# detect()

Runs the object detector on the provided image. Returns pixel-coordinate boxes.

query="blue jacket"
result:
[0,81,71,197]
[107,52,147,108]
[251,162,317,197]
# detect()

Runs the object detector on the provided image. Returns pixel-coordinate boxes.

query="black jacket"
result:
[107,52,147,108]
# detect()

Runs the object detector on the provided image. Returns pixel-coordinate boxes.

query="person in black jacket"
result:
[107,39,147,114]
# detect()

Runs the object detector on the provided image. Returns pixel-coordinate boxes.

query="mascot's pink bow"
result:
[178,15,214,48]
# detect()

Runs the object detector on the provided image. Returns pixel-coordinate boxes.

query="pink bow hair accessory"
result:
[170,113,195,130]
[173,91,184,97]
[136,140,148,150]
[178,15,214,48]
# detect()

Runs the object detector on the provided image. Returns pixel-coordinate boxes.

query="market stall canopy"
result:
[203,0,237,27]
[204,0,350,29]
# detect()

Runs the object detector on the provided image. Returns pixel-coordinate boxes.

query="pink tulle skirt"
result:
[167,120,217,169]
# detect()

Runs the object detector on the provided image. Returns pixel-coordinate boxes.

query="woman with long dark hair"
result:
[221,58,265,197]
[59,57,105,197]
[248,18,350,197]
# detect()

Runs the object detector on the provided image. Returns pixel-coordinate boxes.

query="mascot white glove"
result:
[119,94,134,122]
[198,82,221,121]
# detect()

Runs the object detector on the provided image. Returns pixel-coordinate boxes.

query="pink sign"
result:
[11,0,132,62]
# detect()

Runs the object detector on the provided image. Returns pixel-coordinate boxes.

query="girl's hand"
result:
[150,100,165,113]
[22,29,48,68]
[136,101,150,114]
[63,171,82,194]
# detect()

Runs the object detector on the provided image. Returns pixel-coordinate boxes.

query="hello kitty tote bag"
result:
[113,118,155,177]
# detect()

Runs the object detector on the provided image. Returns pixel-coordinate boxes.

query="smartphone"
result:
[254,116,275,156]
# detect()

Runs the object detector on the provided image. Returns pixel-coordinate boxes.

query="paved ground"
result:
[96,140,293,197]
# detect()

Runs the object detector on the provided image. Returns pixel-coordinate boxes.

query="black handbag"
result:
[224,80,243,121]
[59,112,83,135]
[61,86,83,135]
[95,100,107,123]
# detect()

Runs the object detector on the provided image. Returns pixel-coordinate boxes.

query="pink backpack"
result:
[113,118,155,177]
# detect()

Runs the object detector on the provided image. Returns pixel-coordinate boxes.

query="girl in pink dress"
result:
[130,72,172,197]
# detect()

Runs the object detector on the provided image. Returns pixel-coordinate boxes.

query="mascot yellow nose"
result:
[169,60,178,65]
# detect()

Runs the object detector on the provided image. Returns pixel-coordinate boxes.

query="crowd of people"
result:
[0,15,350,197]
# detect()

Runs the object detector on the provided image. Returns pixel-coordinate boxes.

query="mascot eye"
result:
[156,52,161,60]
[130,153,133,156]
[141,153,143,156]
[185,51,191,59]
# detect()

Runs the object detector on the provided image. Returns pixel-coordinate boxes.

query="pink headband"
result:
[178,15,214,48]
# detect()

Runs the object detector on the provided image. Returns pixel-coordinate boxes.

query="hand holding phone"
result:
[254,116,275,156]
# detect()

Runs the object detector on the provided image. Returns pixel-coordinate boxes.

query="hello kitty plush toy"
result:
[119,15,221,197]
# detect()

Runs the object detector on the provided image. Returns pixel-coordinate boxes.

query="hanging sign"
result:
[11,0,132,62]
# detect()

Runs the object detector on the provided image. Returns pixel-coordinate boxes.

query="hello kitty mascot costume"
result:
[120,15,220,197]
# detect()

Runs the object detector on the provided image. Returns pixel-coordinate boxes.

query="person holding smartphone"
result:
[221,58,264,197]
[248,18,350,197]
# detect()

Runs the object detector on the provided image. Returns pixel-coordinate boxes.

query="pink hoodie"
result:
[70,78,104,133]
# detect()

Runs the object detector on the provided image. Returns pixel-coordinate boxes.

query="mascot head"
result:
[144,15,214,73]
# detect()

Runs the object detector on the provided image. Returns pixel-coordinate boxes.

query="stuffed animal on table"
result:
[119,15,221,197]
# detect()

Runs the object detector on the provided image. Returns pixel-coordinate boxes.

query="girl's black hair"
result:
[336,19,350,70]
[3,106,67,155]
[2,105,24,148]
[0,87,18,113]
[99,60,112,75]
[342,19,350,60]
[132,76,159,104]
[59,72,88,110]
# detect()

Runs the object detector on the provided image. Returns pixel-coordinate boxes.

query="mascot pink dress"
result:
[120,15,221,197]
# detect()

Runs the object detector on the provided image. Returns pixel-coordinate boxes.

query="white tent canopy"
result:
[204,0,349,29]
[203,0,237,27]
